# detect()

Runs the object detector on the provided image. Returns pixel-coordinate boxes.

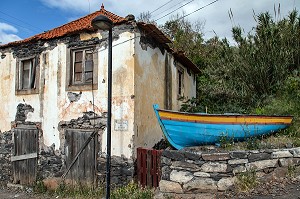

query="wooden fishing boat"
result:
[153,104,293,150]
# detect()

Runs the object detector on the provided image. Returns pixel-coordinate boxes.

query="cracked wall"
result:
[0,27,136,159]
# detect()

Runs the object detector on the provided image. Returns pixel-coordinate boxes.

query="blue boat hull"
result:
[153,104,293,150]
[163,119,288,149]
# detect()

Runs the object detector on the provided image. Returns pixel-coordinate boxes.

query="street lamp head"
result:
[1,53,6,59]
[91,15,113,31]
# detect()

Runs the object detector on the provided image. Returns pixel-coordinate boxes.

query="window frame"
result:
[66,46,98,91]
[177,65,184,98]
[15,56,39,95]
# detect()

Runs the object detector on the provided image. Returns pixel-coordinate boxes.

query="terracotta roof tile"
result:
[1,4,126,47]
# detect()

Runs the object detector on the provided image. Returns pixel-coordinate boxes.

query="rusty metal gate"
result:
[12,126,38,185]
[137,147,162,188]
[64,129,99,186]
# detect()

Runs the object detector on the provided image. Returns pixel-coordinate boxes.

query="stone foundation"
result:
[0,131,13,186]
[159,147,300,194]
[97,155,134,188]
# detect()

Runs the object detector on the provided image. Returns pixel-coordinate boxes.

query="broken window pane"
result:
[74,62,83,73]
[74,73,82,82]
[85,60,93,72]
[75,51,83,62]
[71,48,95,85]
[85,52,93,61]
[21,59,32,89]
[85,72,93,83]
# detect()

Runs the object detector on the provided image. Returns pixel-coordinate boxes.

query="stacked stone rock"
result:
[38,144,64,180]
[159,147,300,194]
[0,131,13,186]
[97,154,134,188]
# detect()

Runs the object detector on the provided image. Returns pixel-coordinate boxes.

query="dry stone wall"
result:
[0,131,13,186]
[159,147,300,194]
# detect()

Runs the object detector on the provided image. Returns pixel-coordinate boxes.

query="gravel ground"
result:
[1,178,300,199]
[218,177,300,199]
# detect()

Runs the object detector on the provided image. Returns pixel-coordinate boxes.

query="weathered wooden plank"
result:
[11,153,37,162]
[12,128,38,185]
[64,129,97,186]
[79,132,85,182]
[147,150,153,187]
[152,150,158,187]
[86,132,95,184]
[141,149,147,187]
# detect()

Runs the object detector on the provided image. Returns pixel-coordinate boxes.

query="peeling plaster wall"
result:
[0,53,41,130]
[133,33,196,153]
[0,25,195,160]
[171,61,197,110]
[0,30,135,158]
[133,34,168,151]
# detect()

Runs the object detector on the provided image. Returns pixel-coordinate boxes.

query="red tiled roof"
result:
[1,4,127,47]
[173,51,200,73]
[0,4,200,73]
[137,22,171,44]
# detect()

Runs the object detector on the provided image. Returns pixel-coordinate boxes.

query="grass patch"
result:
[218,132,297,151]
[33,181,47,194]
[111,183,153,199]
[33,181,104,199]
[236,169,258,192]
[53,183,104,198]
[33,181,153,199]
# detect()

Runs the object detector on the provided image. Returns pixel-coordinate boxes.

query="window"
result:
[66,47,98,91]
[16,57,39,95]
[73,49,93,84]
[178,66,184,97]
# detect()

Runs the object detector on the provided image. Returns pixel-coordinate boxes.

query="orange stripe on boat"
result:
[159,111,293,125]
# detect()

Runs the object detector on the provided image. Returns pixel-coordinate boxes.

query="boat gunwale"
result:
[157,108,293,119]
[160,116,291,125]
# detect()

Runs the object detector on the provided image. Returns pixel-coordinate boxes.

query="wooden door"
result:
[64,129,98,186]
[12,127,38,185]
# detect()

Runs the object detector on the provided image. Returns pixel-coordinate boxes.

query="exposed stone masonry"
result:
[159,147,300,194]
[0,131,13,186]
[97,154,134,188]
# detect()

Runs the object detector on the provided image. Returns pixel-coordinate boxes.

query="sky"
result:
[0,0,299,45]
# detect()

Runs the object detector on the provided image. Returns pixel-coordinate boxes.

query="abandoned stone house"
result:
[0,5,199,186]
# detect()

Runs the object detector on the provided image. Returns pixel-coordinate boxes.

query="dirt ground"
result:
[218,178,300,199]
[1,178,300,199]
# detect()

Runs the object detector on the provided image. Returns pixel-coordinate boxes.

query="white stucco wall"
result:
[0,27,197,159]
[133,32,197,152]
[0,31,135,158]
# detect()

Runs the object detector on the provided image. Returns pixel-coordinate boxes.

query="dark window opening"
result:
[20,59,36,90]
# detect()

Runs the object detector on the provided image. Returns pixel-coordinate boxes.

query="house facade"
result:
[0,5,199,185]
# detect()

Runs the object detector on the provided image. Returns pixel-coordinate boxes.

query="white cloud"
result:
[40,0,299,42]
[40,0,101,13]
[0,22,22,44]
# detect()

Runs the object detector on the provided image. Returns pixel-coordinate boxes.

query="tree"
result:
[160,14,205,66]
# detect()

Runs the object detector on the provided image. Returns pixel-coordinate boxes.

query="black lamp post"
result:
[91,15,113,199]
